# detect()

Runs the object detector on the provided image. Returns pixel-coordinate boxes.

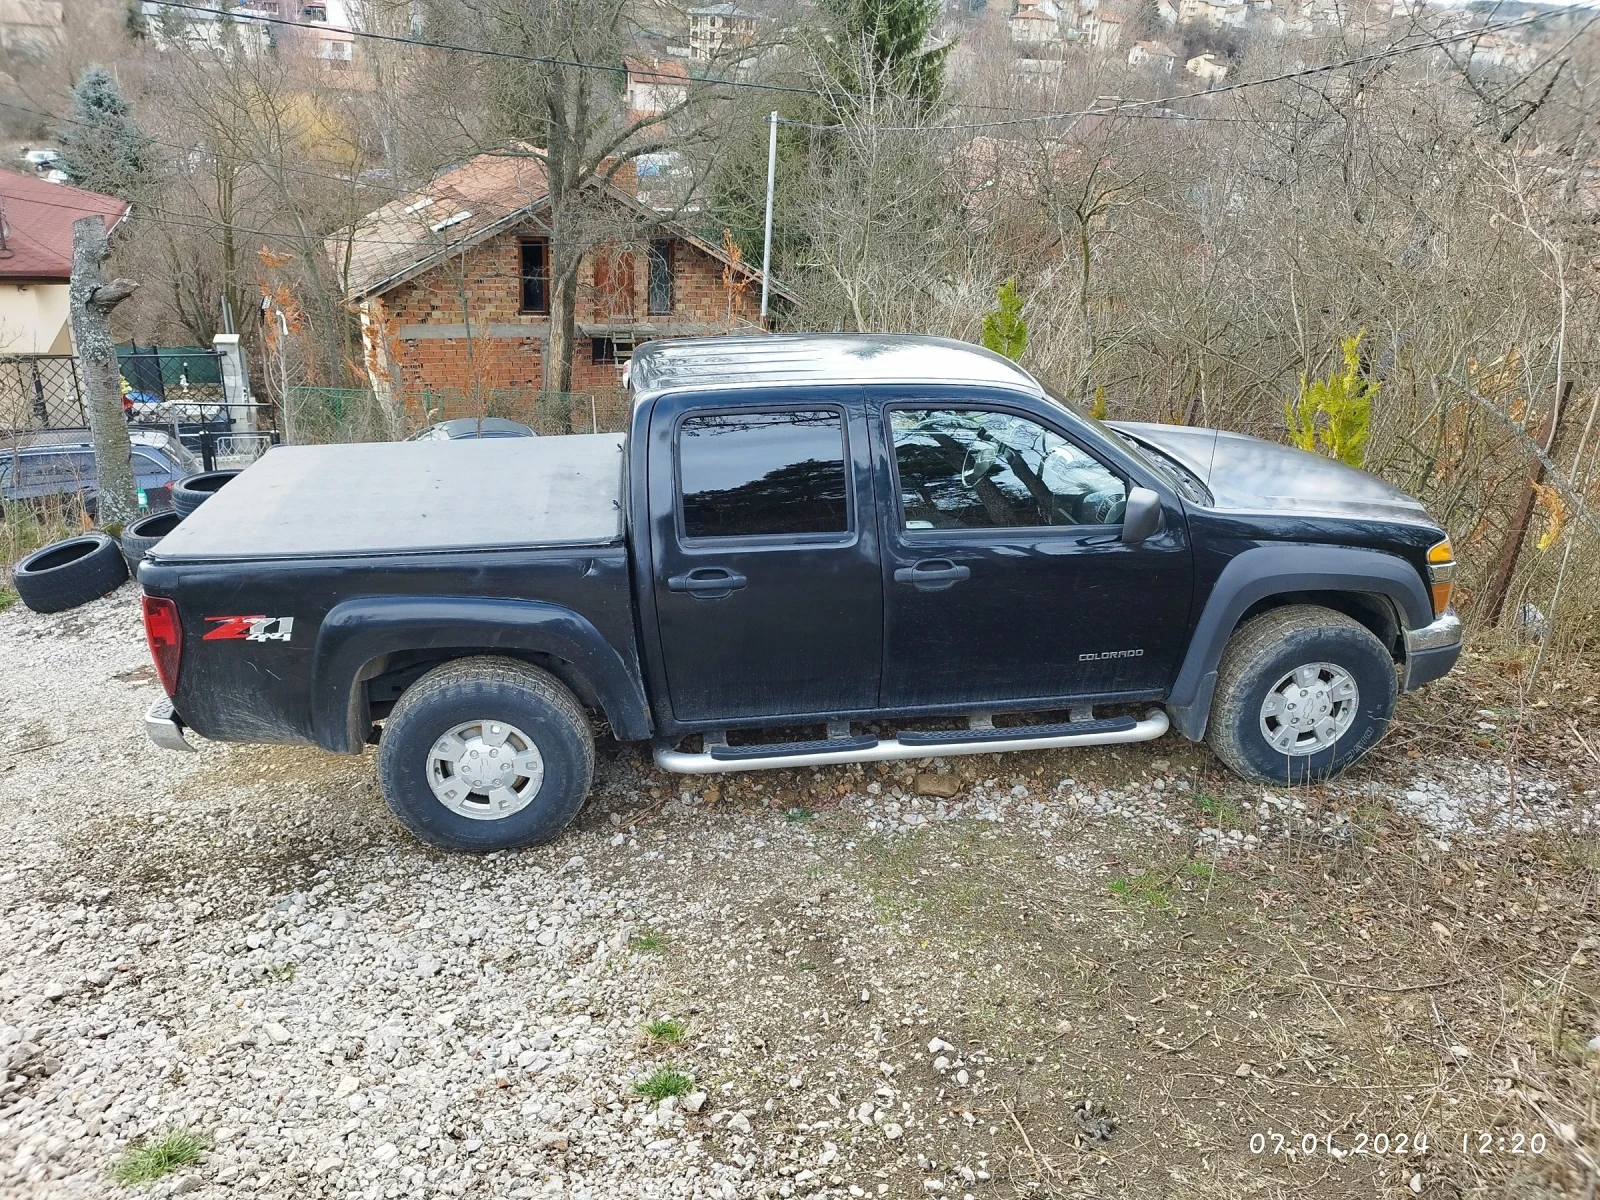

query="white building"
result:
[1128,39,1181,71]
[1185,51,1228,81]
[625,57,690,116]
[1009,0,1069,45]
[687,4,756,61]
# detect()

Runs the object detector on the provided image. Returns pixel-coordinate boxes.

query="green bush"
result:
[1286,331,1377,468]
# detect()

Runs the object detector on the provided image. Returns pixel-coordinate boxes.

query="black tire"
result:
[1206,604,1397,786]
[377,656,595,852]
[171,470,239,518]
[11,534,129,615]
[120,511,183,571]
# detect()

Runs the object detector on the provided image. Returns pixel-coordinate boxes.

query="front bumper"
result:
[145,696,197,752]
[1402,608,1463,691]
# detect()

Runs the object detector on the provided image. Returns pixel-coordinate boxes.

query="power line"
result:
[151,1,824,96]
[782,10,1558,132]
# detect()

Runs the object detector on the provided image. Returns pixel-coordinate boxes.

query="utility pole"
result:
[760,110,778,326]
[67,214,139,527]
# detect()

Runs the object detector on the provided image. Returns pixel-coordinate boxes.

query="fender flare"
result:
[1166,544,1432,741]
[312,595,652,753]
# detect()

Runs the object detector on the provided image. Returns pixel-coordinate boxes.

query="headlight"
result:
[1427,538,1455,616]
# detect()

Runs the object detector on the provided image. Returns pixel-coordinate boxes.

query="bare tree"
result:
[68,216,139,528]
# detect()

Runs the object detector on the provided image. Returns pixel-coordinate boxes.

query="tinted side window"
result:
[891,409,1125,529]
[679,410,849,538]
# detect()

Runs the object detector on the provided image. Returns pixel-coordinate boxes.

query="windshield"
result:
[1039,385,1212,506]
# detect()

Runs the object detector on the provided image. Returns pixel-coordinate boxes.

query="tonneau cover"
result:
[149,434,625,562]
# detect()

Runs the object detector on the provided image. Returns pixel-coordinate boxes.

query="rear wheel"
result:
[1206,605,1397,785]
[376,657,594,851]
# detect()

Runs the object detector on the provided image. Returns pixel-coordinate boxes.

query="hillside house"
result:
[0,0,61,59]
[1185,51,1228,80]
[1009,0,1070,45]
[1178,0,1246,27]
[1083,10,1123,48]
[338,152,791,409]
[0,170,129,354]
[688,4,756,61]
[1127,39,1181,70]
[625,56,690,117]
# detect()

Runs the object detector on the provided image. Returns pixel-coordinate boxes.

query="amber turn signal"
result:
[1426,538,1456,615]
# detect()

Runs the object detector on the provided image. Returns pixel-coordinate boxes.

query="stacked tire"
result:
[120,511,183,571]
[11,534,128,614]
[171,470,239,518]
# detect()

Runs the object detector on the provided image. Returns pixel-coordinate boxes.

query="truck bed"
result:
[148,434,626,562]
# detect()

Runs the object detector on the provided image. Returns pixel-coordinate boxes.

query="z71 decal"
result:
[203,615,295,643]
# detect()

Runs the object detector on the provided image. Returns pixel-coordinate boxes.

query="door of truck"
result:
[647,389,883,723]
[870,389,1192,710]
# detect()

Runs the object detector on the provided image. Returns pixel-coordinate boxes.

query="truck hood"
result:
[1110,422,1431,523]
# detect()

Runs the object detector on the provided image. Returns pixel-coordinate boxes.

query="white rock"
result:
[263,1023,291,1045]
[727,1112,752,1135]
[883,1123,904,1141]
[682,1091,708,1114]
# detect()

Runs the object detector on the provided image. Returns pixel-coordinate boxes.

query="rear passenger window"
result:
[679,410,849,538]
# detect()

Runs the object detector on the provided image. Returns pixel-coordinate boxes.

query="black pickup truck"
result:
[139,334,1462,851]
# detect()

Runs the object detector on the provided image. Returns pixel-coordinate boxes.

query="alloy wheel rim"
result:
[1259,662,1359,756]
[425,719,544,820]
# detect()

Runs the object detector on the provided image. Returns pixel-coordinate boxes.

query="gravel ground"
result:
[2,586,1594,1200]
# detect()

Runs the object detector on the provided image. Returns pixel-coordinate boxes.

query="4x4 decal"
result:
[203,615,295,643]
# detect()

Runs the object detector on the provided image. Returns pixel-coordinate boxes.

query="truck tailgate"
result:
[147,434,625,562]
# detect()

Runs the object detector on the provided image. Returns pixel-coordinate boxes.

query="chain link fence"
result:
[0,355,86,431]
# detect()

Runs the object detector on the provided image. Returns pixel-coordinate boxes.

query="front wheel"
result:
[1206,605,1397,785]
[377,657,595,851]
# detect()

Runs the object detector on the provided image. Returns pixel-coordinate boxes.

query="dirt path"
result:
[1,587,1595,1199]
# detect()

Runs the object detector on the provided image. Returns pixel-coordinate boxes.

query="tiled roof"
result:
[339,154,552,299]
[0,169,130,281]
[625,55,691,83]
[337,150,796,303]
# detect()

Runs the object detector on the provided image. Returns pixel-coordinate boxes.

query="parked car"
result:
[408,417,537,441]
[139,334,1462,852]
[0,430,201,517]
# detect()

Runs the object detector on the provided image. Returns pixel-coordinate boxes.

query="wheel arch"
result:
[1166,545,1431,741]
[312,595,653,753]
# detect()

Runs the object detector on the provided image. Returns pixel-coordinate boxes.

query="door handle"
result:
[667,567,748,598]
[893,559,971,591]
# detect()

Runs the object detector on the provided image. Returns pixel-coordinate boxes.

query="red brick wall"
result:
[373,218,762,403]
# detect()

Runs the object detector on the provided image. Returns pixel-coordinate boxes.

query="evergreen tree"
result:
[59,67,151,199]
[980,279,1028,361]
[819,0,951,112]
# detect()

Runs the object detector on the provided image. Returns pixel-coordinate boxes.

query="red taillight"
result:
[142,595,182,696]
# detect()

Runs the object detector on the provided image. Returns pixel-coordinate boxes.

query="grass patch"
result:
[110,1129,206,1185]
[630,930,664,952]
[1107,871,1173,907]
[265,962,296,982]
[0,495,90,588]
[633,1066,694,1100]
[1193,790,1241,829]
[784,806,814,823]
[643,1017,685,1043]
[0,587,15,613]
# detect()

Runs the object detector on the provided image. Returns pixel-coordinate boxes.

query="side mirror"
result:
[1121,487,1163,544]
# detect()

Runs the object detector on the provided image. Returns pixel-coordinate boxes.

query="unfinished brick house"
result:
[340,151,791,427]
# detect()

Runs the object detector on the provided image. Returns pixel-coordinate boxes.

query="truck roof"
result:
[148,434,625,562]
[626,334,1045,401]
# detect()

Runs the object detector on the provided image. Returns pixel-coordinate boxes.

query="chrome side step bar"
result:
[652,708,1170,775]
